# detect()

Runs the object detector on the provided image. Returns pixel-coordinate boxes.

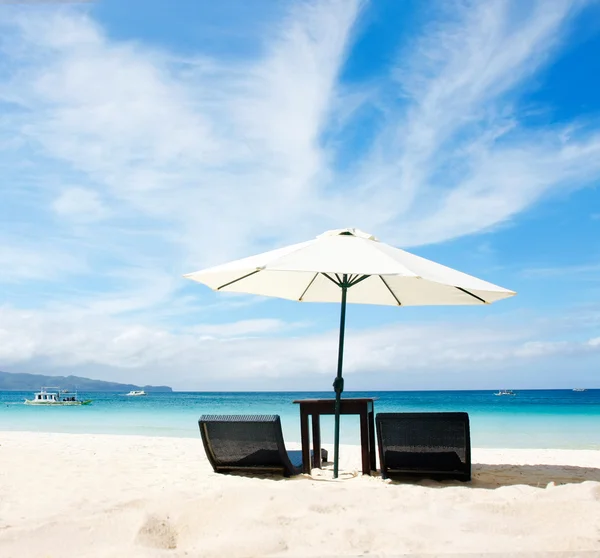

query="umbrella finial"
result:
[318,228,379,241]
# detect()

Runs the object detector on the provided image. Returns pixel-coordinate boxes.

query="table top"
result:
[292,397,376,404]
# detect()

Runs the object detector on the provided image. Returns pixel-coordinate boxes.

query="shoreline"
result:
[3,429,600,469]
[3,426,600,452]
[1,431,600,556]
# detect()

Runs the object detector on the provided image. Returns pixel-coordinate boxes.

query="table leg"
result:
[300,408,311,474]
[312,414,322,469]
[359,409,370,475]
[368,408,376,471]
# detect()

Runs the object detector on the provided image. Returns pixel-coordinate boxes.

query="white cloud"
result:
[53,187,107,221]
[0,1,362,270]
[190,319,310,339]
[1,303,599,390]
[2,0,593,275]
[513,341,571,358]
[334,0,600,245]
[0,0,596,266]
[521,263,600,279]
[0,242,86,282]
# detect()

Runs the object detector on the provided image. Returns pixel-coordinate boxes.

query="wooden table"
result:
[293,398,376,475]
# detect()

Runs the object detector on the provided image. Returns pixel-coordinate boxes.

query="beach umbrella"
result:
[184,228,515,477]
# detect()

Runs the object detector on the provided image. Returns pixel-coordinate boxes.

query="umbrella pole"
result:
[333,277,348,479]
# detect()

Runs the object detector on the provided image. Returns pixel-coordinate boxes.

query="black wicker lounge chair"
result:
[376,412,471,481]
[199,414,327,477]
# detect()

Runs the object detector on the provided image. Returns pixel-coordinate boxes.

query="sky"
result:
[0,0,599,391]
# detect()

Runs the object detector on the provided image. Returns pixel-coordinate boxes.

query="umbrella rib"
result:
[455,286,488,304]
[298,273,319,301]
[322,273,342,287]
[348,274,371,287]
[321,273,371,289]
[216,269,261,290]
[379,276,402,306]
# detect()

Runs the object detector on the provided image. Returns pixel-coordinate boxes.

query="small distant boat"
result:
[24,387,92,406]
[572,388,587,392]
[494,389,516,396]
[124,390,147,397]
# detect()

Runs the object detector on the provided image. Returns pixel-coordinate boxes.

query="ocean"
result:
[1,389,599,449]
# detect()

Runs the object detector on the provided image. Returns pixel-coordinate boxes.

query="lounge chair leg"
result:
[312,414,322,469]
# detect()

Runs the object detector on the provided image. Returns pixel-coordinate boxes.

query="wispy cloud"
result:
[53,187,108,222]
[521,263,600,279]
[1,0,362,266]
[189,319,311,339]
[3,1,594,279]
[0,241,87,282]
[338,0,600,245]
[0,0,362,323]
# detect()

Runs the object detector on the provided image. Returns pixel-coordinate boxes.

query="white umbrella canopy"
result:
[184,228,516,478]
[184,228,515,305]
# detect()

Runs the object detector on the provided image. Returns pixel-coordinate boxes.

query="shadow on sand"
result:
[471,462,600,488]
[208,459,600,489]
[385,463,600,489]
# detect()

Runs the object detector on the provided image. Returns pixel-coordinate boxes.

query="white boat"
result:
[494,389,516,396]
[572,388,587,392]
[24,387,92,406]
[124,390,147,396]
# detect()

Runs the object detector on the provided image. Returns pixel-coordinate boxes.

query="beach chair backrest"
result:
[376,412,471,480]
[199,414,289,471]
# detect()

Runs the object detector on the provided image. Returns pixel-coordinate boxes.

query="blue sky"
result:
[1,0,599,390]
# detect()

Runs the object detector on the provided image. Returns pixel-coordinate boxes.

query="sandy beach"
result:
[1,432,599,557]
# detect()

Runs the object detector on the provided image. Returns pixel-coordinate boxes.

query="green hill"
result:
[0,371,172,392]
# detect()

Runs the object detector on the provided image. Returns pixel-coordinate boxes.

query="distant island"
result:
[0,371,172,392]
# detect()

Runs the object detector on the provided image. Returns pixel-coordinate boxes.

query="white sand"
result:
[1,432,600,557]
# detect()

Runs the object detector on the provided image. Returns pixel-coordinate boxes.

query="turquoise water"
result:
[1,390,599,449]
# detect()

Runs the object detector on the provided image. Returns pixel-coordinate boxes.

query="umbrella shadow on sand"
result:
[471,462,600,489]
[384,463,600,489]
[204,459,600,489]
